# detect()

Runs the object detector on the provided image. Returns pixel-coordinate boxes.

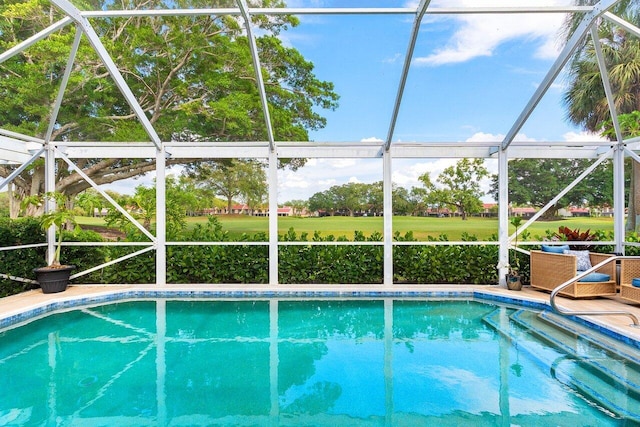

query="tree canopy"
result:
[188,159,267,213]
[419,159,489,220]
[489,159,614,218]
[562,1,640,230]
[0,0,339,211]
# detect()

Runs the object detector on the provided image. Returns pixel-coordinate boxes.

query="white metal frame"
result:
[0,0,636,287]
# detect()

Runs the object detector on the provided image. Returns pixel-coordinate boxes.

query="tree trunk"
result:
[8,183,19,219]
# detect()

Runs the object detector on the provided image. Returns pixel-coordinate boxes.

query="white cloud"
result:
[329,158,357,168]
[361,136,384,143]
[278,158,383,203]
[415,0,566,66]
[383,53,403,64]
[391,132,543,201]
[562,130,607,142]
[465,131,536,143]
[318,178,337,187]
[465,132,503,142]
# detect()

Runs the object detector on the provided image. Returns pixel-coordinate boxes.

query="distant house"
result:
[510,207,537,218]
[278,207,292,216]
[480,203,497,217]
[559,206,591,217]
[423,207,454,217]
[199,204,304,216]
[591,205,613,217]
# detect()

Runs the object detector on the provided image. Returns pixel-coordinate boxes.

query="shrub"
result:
[0,217,45,296]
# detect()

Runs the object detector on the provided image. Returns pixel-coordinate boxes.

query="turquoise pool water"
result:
[0,298,638,425]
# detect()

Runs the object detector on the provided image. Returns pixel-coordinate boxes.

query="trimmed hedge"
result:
[0,218,46,296]
[20,216,640,294]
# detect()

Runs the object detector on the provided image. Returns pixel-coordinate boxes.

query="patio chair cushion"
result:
[578,272,611,282]
[563,249,592,271]
[541,244,570,254]
[632,278,640,288]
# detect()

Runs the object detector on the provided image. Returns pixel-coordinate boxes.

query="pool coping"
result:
[1,284,639,350]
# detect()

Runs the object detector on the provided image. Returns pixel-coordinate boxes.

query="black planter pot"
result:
[33,265,75,294]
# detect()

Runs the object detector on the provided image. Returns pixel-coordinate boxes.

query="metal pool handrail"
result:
[550,255,640,327]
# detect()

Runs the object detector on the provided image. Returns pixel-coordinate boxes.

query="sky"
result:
[107,0,608,203]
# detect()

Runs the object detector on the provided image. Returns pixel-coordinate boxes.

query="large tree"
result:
[489,158,614,218]
[190,159,267,214]
[307,182,382,216]
[419,158,489,220]
[562,1,640,229]
[0,0,338,213]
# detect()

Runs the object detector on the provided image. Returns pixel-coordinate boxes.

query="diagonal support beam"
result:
[49,0,162,149]
[510,148,612,242]
[591,26,623,142]
[0,148,45,192]
[0,17,72,65]
[45,28,83,143]
[237,0,277,153]
[603,11,640,38]
[56,149,157,241]
[384,0,431,152]
[69,246,155,280]
[501,0,623,151]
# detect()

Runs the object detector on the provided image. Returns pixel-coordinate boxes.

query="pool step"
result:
[485,308,640,420]
[482,307,565,371]
[551,356,640,420]
[513,309,640,395]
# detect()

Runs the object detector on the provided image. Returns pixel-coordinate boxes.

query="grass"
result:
[78,214,614,241]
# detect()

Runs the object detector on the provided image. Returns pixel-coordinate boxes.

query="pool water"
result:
[0,298,638,425]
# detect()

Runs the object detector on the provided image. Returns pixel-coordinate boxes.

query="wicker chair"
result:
[529,250,617,298]
[619,259,640,304]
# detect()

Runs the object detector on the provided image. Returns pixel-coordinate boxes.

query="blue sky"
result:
[106,0,607,203]
[273,0,607,204]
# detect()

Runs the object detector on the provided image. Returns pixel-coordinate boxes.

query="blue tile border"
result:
[1,288,638,350]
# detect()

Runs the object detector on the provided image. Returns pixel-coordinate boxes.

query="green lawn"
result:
[79,214,614,241]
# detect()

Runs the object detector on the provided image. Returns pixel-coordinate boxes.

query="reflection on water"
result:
[0,299,631,425]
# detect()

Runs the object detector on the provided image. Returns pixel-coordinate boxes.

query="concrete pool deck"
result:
[1,284,640,345]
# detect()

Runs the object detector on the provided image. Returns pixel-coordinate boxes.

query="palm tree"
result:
[562,1,640,230]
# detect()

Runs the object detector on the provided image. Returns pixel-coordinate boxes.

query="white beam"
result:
[383,151,393,286]
[0,150,36,164]
[44,28,83,143]
[614,145,625,254]
[58,141,617,160]
[268,150,278,285]
[56,150,157,241]
[603,12,640,38]
[498,149,509,287]
[79,6,593,19]
[44,146,56,266]
[0,136,38,154]
[591,27,623,142]
[385,0,431,152]
[237,0,276,153]
[49,0,162,149]
[0,129,44,144]
[501,0,623,150]
[513,149,612,235]
[156,145,166,285]
[0,148,45,192]
[0,18,72,64]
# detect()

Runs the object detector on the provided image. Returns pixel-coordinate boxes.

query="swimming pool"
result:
[0,297,638,425]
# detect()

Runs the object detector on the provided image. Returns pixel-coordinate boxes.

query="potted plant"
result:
[506,216,523,291]
[24,192,78,293]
